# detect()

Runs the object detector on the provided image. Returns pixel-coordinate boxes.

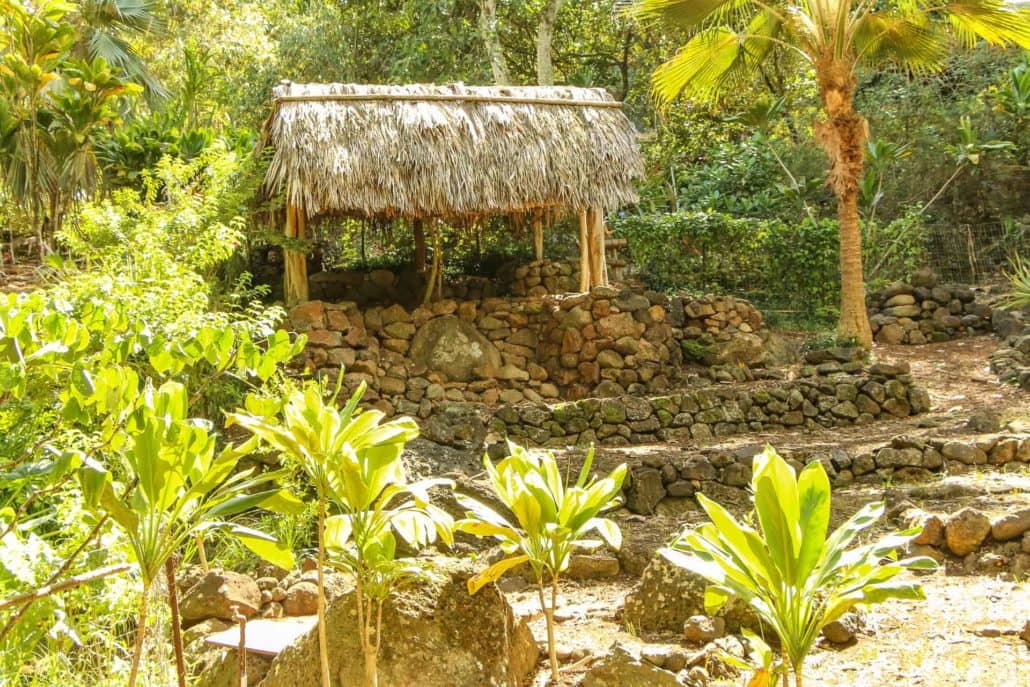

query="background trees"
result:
[628,0,1030,346]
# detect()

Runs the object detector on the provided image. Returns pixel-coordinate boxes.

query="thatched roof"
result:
[262,82,644,220]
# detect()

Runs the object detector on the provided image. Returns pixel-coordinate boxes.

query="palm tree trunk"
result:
[317,497,331,687]
[815,59,873,348]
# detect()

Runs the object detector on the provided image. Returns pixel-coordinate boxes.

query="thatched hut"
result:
[261,82,645,304]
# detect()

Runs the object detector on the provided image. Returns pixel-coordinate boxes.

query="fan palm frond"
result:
[941,0,1030,48]
[653,10,784,103]
[854,12,951,73]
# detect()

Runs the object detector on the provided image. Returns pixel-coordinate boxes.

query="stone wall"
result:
[621,432,1029,515]
[509,259,580,296]
[289,287,773,412]
[867,278,992,344]
[989,314,1030,390]
[492,362,927,450]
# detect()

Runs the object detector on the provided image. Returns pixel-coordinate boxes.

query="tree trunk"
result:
[814,59,873,348]
[478,0,511,85]
[536,0,565,86]
[316,497,331,687]
[128,582,151,687]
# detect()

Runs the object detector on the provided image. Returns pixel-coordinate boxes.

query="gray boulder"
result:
[180,570,262,624]
[579,643,684,687]
[408,315,502,382]
[258,558,538,687]
[623,553,759,636]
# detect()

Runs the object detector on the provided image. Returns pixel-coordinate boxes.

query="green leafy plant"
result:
[457,443,626,683]
[661,446,936,687]
[999,253,1030,310]
[229,379,453,687]
[79,380,298,687]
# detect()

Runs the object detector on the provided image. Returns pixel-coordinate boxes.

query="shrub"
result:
[457,443,626,682]
[229,380,454,687]
[662,446,935,687]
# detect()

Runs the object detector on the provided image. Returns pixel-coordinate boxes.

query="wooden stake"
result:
[284,204,309,305]
[532,209,544,262]
[196,532,209,573]
[578,209,590,292]
[232,604,248,687]
[166,557,187,687]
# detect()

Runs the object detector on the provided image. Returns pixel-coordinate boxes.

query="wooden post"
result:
[578,208,590,292]
[283,203,309,305]
[232,604,247,687]
[593,207,605,288]
[587,207,605,289]
[166,557,187,687]
[413,219,427,272]
[532,209,544,262]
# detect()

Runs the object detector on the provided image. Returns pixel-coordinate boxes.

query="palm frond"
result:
[941,0,1030,49]
[854,11,951,73]
[653,11,783,103]
[625,0,758,30]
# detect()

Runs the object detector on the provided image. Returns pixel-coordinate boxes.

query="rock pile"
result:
[900,505,1030,576]
[493,364,928,450]
[508,259,580,296]
[989,318,1030,391]
[867,275,992,344]
[178,567,356,627]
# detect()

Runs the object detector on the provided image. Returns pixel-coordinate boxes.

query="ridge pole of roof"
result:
[284,203,309,305]
[532,209,544,262]
[578,209,590,292]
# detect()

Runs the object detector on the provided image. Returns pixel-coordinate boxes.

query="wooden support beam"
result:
[283,204,309,305]
[413,219,427,272]
[587,207,604,289]
[578,208,590,292]
[532,209,544,262]
[597,210,609,287]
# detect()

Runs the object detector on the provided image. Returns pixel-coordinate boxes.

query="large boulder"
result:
[257,558,539,687]
[180,570,262,624]
[409,316,503,382]
[623,553,758,636]
[579,643,684,687]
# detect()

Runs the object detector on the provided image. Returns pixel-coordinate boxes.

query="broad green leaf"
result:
[467,554,531,594]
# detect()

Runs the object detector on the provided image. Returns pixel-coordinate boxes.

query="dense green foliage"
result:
[1,1,1028,685]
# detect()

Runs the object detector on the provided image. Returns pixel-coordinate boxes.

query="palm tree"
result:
[75,0,168,101]
[629,0,1030,347]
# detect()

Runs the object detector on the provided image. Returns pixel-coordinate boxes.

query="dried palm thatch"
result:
[262,82,644,220]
